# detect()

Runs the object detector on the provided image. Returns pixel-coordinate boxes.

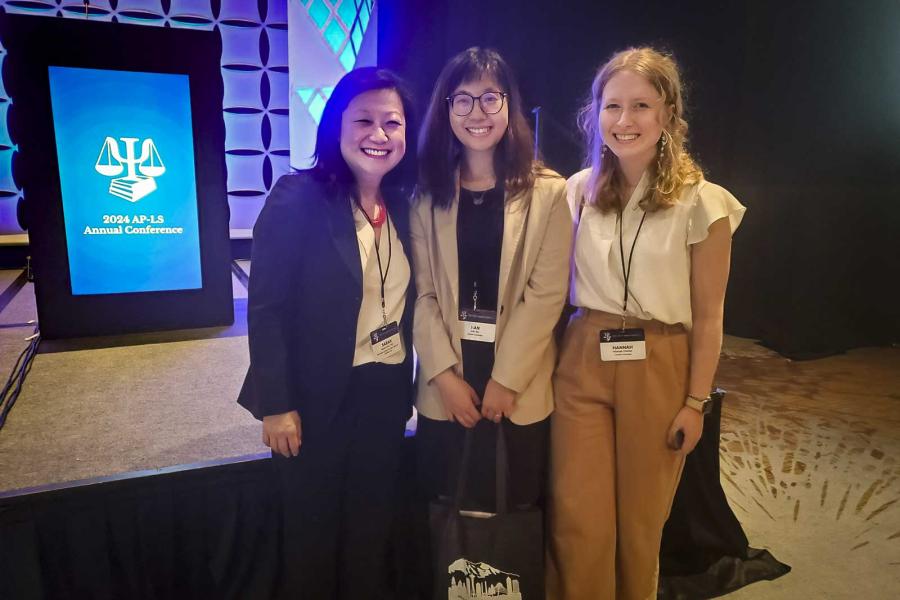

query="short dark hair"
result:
[311,67,416,195]
[418,47,536,208]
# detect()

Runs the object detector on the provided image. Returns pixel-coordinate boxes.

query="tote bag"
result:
[429,422,544,599]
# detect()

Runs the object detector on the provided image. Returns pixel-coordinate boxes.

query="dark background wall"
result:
[379,0,900,359]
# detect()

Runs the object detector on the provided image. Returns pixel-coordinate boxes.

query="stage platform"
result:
[0,263,266,496]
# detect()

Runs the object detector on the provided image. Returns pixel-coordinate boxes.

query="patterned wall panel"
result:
[0,0,294,235]
[0,34,19,233]
[288,0,377,169]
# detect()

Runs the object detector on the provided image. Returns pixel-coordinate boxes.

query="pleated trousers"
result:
[547,309,688,600]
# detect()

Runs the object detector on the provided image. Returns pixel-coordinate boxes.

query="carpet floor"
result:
[716,337,899,598]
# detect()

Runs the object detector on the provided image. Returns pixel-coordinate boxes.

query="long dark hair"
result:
[310,67,416,197]
[418,47,536,208]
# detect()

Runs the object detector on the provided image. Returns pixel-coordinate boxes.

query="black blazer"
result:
[237,172,416,430]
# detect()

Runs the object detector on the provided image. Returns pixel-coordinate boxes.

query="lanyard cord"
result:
[617,209,647,324]
[462,186,500,312]
[358,202,392,324]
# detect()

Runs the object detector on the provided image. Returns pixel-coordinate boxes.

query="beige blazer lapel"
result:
[497,188,531,323]
[432,191,460,317]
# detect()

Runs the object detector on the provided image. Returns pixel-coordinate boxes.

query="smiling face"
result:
[339,88,406,187]
[599,69,672,171]
[448,76,509,159]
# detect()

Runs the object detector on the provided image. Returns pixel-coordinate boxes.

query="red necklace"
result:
[360,200,387,227]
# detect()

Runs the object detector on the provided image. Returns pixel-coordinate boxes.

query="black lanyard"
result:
[617,208,647,325]
[358,202,392,325]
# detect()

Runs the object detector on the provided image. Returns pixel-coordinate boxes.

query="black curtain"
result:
[379,0,900,358]
[2,429,788,600]
[0,460,280,600]
[659,393,790,598]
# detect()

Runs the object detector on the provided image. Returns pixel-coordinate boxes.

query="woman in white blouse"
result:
[547,47,745,600]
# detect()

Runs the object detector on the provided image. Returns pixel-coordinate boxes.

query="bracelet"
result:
[684,394,712,415]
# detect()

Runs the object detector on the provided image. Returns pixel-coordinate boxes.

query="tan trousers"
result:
[547,309,688,600]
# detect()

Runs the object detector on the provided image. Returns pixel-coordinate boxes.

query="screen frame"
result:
[1,14,233,338]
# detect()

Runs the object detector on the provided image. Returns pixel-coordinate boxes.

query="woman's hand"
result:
[263,410,302,458]
[433,369,482,428]
[666,406,704,455]
[481,378,516,423]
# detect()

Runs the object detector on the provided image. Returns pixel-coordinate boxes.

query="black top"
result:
[456,185,504,398]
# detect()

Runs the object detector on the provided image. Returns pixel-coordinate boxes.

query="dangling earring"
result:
[657,131,669,173]
[601,143,609,159]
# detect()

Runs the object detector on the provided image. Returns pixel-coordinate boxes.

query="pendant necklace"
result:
[359,199,386,227]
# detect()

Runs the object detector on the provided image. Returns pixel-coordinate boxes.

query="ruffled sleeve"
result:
[566,168,591,223]
[687,181,746,245]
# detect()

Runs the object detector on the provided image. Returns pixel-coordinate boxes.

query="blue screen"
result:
[48,66,202,295]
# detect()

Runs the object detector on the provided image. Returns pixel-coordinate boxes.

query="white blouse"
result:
[351,201,410,365]
[567,169,745,329]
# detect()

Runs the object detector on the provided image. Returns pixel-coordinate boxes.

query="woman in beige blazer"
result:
[411,47,571,515]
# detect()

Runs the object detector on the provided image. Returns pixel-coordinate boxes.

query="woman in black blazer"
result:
[237,67,417,600]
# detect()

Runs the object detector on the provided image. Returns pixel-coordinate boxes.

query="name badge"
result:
[599,328,646,361]
[458,308,497,343]
[370,321,402,361]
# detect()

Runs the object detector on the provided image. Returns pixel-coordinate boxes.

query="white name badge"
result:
[599,328,646,361]
[458,308,497,343]
[370,321,403,361]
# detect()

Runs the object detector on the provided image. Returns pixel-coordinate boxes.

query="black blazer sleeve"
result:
[237,174,305,419]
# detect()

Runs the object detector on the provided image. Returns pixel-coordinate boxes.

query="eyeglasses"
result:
[445,91,508,116]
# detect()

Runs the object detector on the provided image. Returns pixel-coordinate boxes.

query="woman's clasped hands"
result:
[433,369,515,427]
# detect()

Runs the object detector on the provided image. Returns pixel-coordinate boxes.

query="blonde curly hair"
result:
[578,47,703,212]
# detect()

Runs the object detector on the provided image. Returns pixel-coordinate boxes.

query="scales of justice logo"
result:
[94,136,165,202]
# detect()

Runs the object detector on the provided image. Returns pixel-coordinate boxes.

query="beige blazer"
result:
[410,171,573,425]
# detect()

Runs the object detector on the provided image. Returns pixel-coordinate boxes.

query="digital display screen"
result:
[48,66,202,295]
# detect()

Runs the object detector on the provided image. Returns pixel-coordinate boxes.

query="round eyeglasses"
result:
[446,91,508,116]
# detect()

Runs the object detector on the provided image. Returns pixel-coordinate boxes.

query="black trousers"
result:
[415,414,550,512]
[272,362,409,600]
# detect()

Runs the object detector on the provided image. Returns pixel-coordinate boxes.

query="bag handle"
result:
[452,422,509,514]
[495,420,509,514]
